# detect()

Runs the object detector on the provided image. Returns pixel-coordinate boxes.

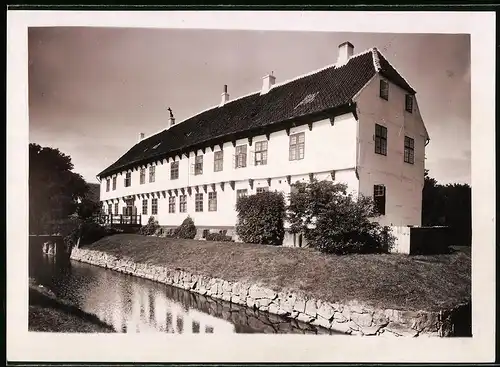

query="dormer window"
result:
[380,79,389,100]
[405,94,413,113]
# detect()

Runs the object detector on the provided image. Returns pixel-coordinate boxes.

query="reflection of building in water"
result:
[78,267,236,334]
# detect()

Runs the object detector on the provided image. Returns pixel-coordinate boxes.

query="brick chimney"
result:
[261,72,276,95]
[337,41,354,65]
[220,84,229,107]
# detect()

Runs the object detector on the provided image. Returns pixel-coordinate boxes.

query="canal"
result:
[29,251,340,334]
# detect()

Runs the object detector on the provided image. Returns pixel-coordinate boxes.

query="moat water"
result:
[29,251,340,334]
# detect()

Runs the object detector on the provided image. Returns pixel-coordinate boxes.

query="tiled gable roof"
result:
[99,48,414,178]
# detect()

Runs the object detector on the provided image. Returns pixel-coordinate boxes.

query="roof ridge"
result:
[373,47,416,93]
[139,47,379,141]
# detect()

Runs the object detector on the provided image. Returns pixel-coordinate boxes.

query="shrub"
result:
[66,220,122,248]
[236,191,286,246]
[176,216,197,239]
[138,216,160,236]
[205,232,234,242]
[288,180,395,254]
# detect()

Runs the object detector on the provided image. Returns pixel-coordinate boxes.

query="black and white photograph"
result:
[7,10,495,363]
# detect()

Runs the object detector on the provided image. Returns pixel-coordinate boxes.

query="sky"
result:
[28,27,471,185]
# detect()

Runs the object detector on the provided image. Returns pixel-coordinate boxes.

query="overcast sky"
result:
[28,27,470,185]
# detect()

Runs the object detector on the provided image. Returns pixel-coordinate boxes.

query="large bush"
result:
[205,232,234,242]
[236,191,286,246]
[138,216,160,236]
[176,216,197,239]
[65,220,122,248]
[288,180,394,254]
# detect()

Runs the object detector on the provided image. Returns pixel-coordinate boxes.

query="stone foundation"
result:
[70,247,466,337]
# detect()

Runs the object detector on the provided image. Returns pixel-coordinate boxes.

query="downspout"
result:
[351,101,360,181]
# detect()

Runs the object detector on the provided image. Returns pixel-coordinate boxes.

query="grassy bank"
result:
[85,234,471,312]
[29,279,114,333]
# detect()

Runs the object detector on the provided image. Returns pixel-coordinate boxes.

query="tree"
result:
[421,170,472,246]
[29,143,89,234]
[288,180,393,254]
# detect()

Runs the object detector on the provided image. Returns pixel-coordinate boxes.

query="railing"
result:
[95,214,142,226]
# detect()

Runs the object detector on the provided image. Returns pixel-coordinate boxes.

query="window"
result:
[373,185,386,215]
[194,155,203,175]
[179,195,187,213]
[380,79,389,100]
[236,189,248,200]
[256,187,269,194]
[140,168,146,185]
[254,141,268,166]
[168,197,176,213]
[195,193,204,212]
[375,124,388,156]
[112,176,117,190]
[170,161,179,180]
[149,165,156,183]
[404,136,415,164]
[142,199,148,215]
[114,203,118,215]
[405,94,413,113]
[125,172,131,187]
[289,132,305,161]
[208,192,217,212]
[152,198,158,215]
[107,204,112,214]
[106,179,110,192]
[235,145,247,168]
[214,150,223,172]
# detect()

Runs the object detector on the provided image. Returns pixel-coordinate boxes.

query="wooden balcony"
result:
[95,214,142,227]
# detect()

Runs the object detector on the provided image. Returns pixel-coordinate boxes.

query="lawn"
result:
[85,234,471,312]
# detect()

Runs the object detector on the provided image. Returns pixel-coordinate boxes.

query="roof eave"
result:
[97,102,356,179]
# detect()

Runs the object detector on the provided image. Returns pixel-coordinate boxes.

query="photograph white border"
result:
[7,10,496,363]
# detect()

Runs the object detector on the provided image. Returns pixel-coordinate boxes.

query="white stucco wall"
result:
[354,74,428,227]
[99,113,359,228]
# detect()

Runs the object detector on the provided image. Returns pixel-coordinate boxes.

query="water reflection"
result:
[30,252,339,334]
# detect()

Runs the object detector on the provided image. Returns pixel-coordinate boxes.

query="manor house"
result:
[98,41,429,242]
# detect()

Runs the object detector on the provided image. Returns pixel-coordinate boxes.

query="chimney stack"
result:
[261,72,276,95]
[337,41,354,66]
[220,84,230,107]
[138,132,145,142]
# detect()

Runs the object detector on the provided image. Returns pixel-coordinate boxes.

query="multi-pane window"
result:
[254,141,268,166]
[112,176,117,190]
[149,165,156,183]
[125,172,131,187]
[214,150,224,172]
[289,132,305,161]
[208,192,217,212]
[152,198,158,215]
[179,195,187,213]
[235,145,247,168]
[168,197,176,213]
[405,94,413,113]
[194,155,203,175]
[236,189,248,200]
[170,161,179,180]
[404,136,415,164]
[380,79,389,100]
[107,204,112,214]
[142,199,148,215]
[375,124,388,156]
[256,187,269,194]
[106,179,110,192]
[195,193,204,212]
[373,185,386,215]
[114,203,119,215]
[140,168,146,185]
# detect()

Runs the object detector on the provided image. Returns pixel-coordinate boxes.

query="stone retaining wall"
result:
[70,247,463,337]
